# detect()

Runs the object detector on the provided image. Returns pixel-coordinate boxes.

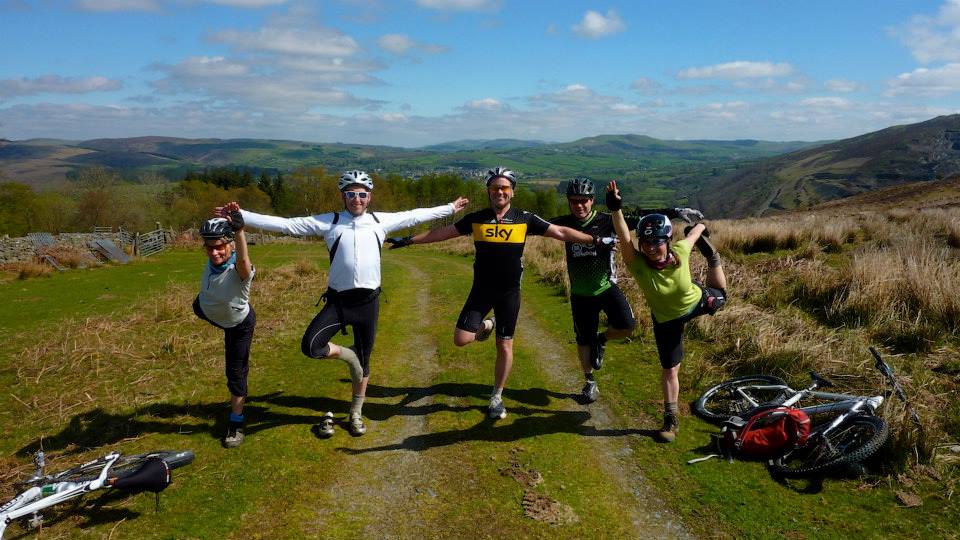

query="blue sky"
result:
[2,0,959,146]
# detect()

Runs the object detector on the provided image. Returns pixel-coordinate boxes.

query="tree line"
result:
[0,166,566,236]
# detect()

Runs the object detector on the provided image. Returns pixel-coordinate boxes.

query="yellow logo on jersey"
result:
[473,223,527,243]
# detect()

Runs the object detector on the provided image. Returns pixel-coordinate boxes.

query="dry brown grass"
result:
[39,245,101,269]
[516,204,960,473]
[7,260,327,436]
[2,260,55,279]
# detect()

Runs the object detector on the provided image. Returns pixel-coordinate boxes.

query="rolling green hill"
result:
[0,134,816,188]
[682,114,960,217]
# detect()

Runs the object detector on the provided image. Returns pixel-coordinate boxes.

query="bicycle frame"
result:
[0,452,120,538]
[731,381,885,438]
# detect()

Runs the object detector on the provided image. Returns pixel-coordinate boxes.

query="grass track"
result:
[0,246,956,539]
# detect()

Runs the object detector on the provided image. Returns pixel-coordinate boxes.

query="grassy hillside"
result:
[0,134,814,188]
[683,114,960,217]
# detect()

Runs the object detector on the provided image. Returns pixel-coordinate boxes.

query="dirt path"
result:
[306,258,446,538]
[517,301,694,539]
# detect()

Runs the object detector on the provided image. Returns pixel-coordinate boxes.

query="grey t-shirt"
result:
[198,262,254,328]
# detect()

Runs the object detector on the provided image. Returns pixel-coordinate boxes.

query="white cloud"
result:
[886,63,960,96]
[893,0,960,64]
[824,79,860,92]
[376,33,447,56]
[572,9,626,38]
[800,97,852,108]
[630,77,662,93]
[0,75,122,98]
[204,0,288,6]
[72,0,158,11]
[677,61,794,80]
[212,27,360,58]
[415,0,500,11]
[461,98,505,111]
[378,34,415,54]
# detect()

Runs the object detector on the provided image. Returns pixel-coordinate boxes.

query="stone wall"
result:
[0,230,307,264]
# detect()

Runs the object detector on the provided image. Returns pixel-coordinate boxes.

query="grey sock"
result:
[491,388,503,400]
[350,395,364,418]
[338,346,364,384]
[665,402,679,416]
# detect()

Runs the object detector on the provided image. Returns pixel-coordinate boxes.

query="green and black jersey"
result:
[552,207,678,297]
[550,210,617,297]
[454,207,551,288]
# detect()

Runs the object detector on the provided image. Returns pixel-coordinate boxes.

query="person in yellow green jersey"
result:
[549,176,704,404]
[608,180,727,442]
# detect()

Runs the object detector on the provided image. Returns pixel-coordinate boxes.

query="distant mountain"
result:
[419,139,548,152]
[684,115,960,218]
[0,133,818,188]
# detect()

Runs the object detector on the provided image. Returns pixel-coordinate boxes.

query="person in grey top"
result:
[192,204,255,448]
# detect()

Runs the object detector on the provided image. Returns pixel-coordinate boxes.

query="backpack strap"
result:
[331,212,340,225]
[369,212,380,223]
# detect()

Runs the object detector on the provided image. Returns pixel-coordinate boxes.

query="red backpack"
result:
[719,406,811,460]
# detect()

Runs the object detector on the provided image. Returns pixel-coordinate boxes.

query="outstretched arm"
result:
[608,181,637,265]
[683,222,707,245]
[222,202,253,281]
[543,224,594,244]
[387,223,462,248]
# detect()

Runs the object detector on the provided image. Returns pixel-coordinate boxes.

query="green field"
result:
[0,245,954,539]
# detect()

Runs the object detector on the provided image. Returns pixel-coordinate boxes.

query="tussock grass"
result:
[3,260,55,279]
[519,203,960,480]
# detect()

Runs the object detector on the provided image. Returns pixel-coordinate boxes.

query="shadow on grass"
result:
[20,382,648,457]
[340,405,660,455]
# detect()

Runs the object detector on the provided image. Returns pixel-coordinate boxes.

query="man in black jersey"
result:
[550,176,704,403]
[388,167,598,420]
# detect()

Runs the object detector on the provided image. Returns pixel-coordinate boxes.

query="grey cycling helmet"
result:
[485,166,516,187]
[339,170,373,191]
[566,176,595,198]
[199,217,234,241]
[637,214,672,241]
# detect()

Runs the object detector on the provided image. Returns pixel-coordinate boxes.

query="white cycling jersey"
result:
[241,203,455,291]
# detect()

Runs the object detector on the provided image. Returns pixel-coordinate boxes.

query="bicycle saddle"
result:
[809,371,834,388]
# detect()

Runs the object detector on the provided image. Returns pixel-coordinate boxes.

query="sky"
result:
[2,0,960,147]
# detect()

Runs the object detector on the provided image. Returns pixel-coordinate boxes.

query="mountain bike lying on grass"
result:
[692,347,917,478]
[0,449,194,538]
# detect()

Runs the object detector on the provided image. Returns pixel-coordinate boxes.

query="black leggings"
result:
[652,284,726,369]
[456,285,521,340]
[193,297,255,398]
[570,284,637,345]
[301,292,380,377]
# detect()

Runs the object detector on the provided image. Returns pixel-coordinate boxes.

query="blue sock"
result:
[229,413,244,426]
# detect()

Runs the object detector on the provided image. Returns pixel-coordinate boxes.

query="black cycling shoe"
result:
[590,340,605,370]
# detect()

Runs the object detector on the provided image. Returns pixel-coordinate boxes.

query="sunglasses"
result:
[488,185,512,193]
[568,197,592,205]
[343,191,369,200]
[204,241,232,251]
[641,238,667,247]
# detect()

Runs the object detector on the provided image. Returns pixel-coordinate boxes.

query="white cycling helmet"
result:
[485,166,516,187]
[338,170,373,191]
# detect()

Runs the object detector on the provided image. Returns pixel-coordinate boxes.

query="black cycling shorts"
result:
[456,285,521,340]
[570,284,637,345]
[301,289,380,377]
[652,283,726,369]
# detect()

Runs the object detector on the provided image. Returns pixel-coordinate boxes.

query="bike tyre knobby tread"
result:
[769,415,889,478]
[693,374,788,423]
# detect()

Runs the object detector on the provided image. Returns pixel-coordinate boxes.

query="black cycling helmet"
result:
[566,176,595,198]
[637,214,672,241]
[199,218,234,241]
[485,166,516,187]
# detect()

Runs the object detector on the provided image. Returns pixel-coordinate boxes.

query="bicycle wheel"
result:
[693,375,788,423]
[50,450,195,483]
[769,415,888,479]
